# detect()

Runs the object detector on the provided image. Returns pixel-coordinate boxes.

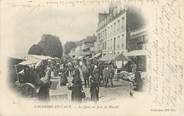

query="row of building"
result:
[69,35,97,59]
[69,2,147,71]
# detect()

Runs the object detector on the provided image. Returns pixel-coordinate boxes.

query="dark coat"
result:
[99,64,104,76]
[87,64,94,76]
[71,68,83,102]
[93,67,100,85]
[90,77,99,102]
[38,83,50,100]
[82,64,89,79]
[103,68,110,79]
[134,71,143,91]
[38,67,51,101]
[109,67,114,79]
[60,68,68,85]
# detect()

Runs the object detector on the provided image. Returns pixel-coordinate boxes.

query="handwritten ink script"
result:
[148,0,184,107]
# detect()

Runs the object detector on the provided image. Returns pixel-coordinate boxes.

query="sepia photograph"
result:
[1,0,184,115]
[7,1,147,103]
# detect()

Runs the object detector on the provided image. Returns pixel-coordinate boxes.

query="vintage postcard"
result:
[0,0,184,115]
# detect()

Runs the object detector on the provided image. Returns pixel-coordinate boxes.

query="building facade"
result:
[96,3,147,71]
[126,28,147,71]
[96,3,127,56]
[96,2,146,55]
[69,35,96,59]
[127,28,147,52]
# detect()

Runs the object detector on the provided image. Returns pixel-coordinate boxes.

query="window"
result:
[122,34,124,40]
[121,43,124,48]
[117,20,120,32]
[121,17,125,30]
[121,24,123,30]
[117,44,120,49]
[111,25,113,34]
[98,33,100,40]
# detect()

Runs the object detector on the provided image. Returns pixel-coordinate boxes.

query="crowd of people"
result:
[15,57,143,103]
[53,58,116,103]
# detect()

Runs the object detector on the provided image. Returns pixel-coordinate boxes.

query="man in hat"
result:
[71,64,83,102]
[81,62,89,87]
[90,75,99,102]
[134,70,143,91]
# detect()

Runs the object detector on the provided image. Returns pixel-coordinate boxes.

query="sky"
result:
[2,2,109,56]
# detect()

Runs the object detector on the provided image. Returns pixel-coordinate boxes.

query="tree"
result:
[28,44,44,55]
[28,34,63,58]
[38,34,63,58]
[64,41,76,55]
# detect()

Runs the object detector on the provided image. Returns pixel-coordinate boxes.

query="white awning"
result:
[18,58,40,65]
[24,55,54,60]
[18,55,54,66]
[126,50,146,56]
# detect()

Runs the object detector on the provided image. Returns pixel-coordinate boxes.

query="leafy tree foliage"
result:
[28,34,63,58]
[28,44,44,55]
[64,41,76,55]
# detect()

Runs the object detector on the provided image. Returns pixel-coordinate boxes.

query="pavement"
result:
[50,79,133,102]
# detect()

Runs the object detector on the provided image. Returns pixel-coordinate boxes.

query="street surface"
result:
[50,79,133,103]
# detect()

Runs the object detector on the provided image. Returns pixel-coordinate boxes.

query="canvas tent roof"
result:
[24,55,54,60]
[126,50,146,56]
[18,55,54,66]
[8,56,25,61]
[18,58,40,65]
[8,56,25,66]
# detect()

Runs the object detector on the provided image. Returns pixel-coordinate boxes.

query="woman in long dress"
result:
[60,66,68,86]
[90,65,100,102]
[71,65,83,102]
[90,75,99,102]
[81,63,89,87]
[134,70,143,91]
